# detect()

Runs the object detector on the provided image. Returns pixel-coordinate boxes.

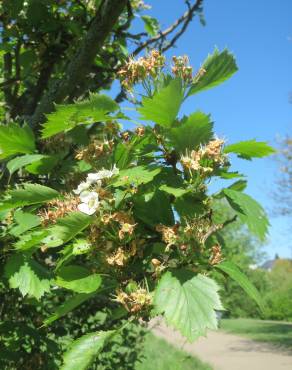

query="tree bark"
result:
[29,0,128,130]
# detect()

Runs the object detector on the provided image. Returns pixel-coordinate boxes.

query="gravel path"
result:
[150,320,292,370]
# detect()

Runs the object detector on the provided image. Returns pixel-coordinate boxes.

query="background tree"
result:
[273,136,292,217]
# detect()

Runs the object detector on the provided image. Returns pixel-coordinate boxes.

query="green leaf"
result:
[188,49,238,97]
[224,140,275,159]
[0,123,35,159]
[14,230,48,251]
[44,293,95,326]
[4,254,50,300]
[113,165,161,187]
[42,93,120,138]
[227,180,247,192]
[7,154,46,175]
[217,170,244,179]
[223,189,269,240]
[216,261,265,312]
[141,15,159,36]
[134,190,174,227]
[55,265,102,294]
[25,154,60,175]
[159,185,190,198]
[0,184,59,211]
[174,193,206,219]
[60,330,117,370]
[9,210,40,237]
[168,111,213,153]
[154,271,223,342]
[44,212,92,247]
[138,78,183,127]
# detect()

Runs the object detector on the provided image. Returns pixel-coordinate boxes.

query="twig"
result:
[132,0,203,55]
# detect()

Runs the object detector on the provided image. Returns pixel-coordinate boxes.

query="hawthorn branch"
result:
[132,0,203,56]
[29,0,128,129]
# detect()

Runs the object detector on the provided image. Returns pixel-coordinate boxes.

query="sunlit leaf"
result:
[224,140,275,159]
[223,189,269,240]
[60,330,117,370]
[216,261,265,312]
[138,78,183,127]
[154,270,223,342]
[0,184,59,211]
[0,124,35,159]
[188,49,237,96]
[168,111,213,153]
[42,94,120,138]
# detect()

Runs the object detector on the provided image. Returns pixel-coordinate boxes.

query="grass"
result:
[221,318,292,350]
[136,332,212,370]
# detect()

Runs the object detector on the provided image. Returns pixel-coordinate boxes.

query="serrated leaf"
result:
[188,49,238,97]
[134,190,174,227]
[138,78,183,127]
[42,94,120,138]
[223,189,269,240]
[216,261,265,312]
[9,210,40,237]
[60,330,117,370]
[224,140,275,159]
[14,230,48,251]
[168,111,213,153]
[44,293,95,326]
[141,15,159,36]
[55,265,102,294]
[112,165,161,187]
[174,193,206,219]
[217,170,244,179]
[44,212,92,247]
[0,123,35,159]
[227,180,247,192]
[7,154,46,175]
[25,154,60,174]
[4,254,50,300]
[0,184,59,211]
[154,271,223,342]
[159,185,190,198]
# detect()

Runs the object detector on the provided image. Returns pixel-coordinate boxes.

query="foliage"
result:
[0,47,274,367]
[273,136,292,216]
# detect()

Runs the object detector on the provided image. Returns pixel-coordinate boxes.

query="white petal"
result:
[73,182,90,195]
[87,173,102,183]
[80,191,99,203]
[78,203,96,215]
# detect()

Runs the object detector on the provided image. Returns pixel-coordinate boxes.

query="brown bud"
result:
[151,258,161,267]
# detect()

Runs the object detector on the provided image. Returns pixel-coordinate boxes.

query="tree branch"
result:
[29,0,128,130]
[132,0,203,56]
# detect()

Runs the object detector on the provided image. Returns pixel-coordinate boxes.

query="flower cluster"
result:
[39,196,79,225]
[118,50,165,90]
[73,166,119,215]
[75,139,114,163]
[171,55,193,82]
[115,288,152,314]
[181,138,226,175]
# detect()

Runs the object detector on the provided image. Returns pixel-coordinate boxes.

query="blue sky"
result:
[118,0,292,258]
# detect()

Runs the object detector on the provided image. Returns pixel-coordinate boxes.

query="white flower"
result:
[78,191,99,215]
[73,181,90,195]
[87,173,102,184]
[87,165,119,182]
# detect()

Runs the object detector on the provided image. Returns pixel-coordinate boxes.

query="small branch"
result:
[202,215,238,244]
[132,0,203,56]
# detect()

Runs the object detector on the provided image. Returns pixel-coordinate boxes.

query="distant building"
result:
[260,255,292,271]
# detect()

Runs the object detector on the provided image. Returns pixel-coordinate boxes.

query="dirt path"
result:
[150,320,292,370]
